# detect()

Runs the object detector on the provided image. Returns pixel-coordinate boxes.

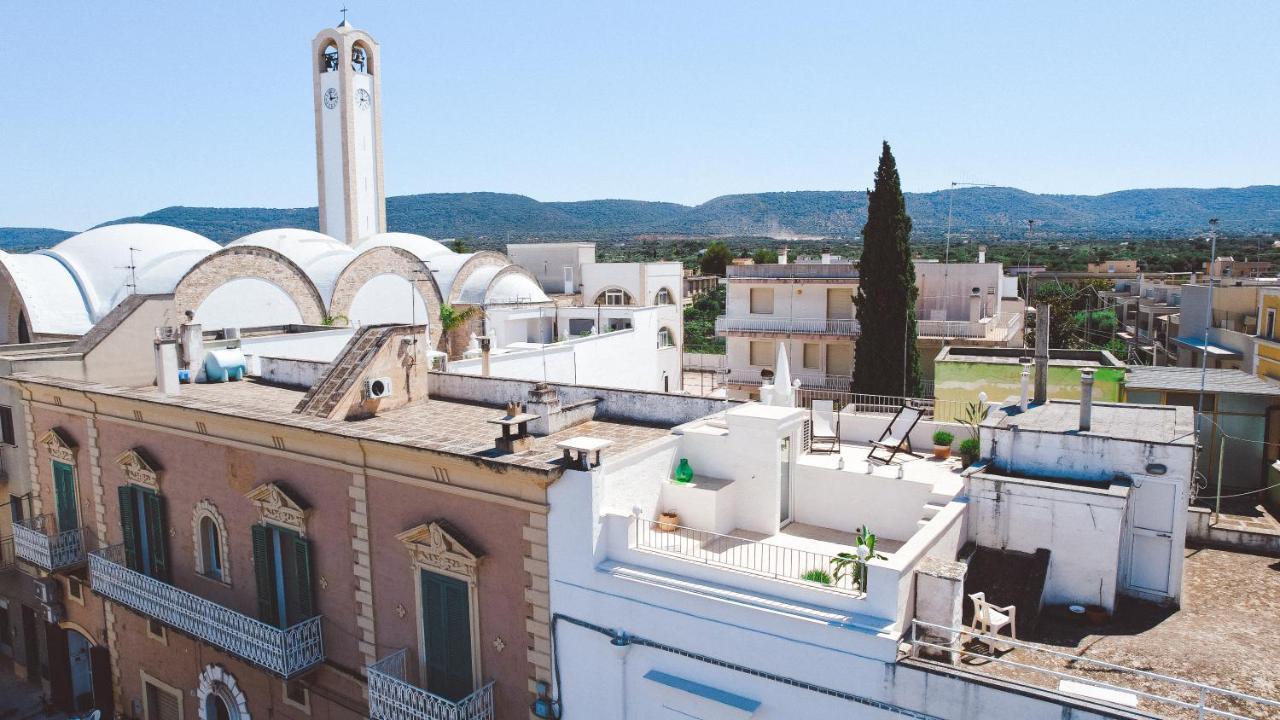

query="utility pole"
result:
[1034,302,1050,405]
[1198,219,1219,516]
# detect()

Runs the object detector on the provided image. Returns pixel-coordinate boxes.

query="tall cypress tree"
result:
[852,142,922,396]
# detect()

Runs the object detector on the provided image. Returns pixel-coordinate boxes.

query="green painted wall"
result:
[934,361,1124,420]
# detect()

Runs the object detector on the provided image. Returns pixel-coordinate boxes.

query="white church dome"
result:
[228,228,355,304]
[354,232,452,261]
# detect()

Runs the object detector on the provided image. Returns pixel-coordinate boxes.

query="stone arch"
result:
[329,246,443,347]
[174,247,327,326]
[654,286,676,305]
[446,252,514,305]
[197,664,251,720]
[481,265,551,306]
[351,39,374,74]
[0,269,33,343]
[319,41,339,73]
[592,286,635,306]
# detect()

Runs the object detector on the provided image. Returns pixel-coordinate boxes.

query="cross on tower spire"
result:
[338,7,350,27]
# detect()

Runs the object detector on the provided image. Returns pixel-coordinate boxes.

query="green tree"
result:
[853,142,921,396]
[700,240,734,276]
[439,304,480,358]
[751,248,779,265]
[450,237,470,253]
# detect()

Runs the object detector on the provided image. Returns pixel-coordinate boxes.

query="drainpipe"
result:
[1079,368,1095,432]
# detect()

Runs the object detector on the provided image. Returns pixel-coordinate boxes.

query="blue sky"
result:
[6,2,1278,230]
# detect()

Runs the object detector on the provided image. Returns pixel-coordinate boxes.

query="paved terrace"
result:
[933,547,1280,719]
[12,374,672,473]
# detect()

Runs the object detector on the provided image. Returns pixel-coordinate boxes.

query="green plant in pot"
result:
[959,438,981,468]
[931,430,954,460]
[830,526,887,592]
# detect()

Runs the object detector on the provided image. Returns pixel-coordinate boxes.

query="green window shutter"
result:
[142,490,170,582]
[291,536,314,624]
[54,462,79,531]
[117,485,139,571]
[421,570,473,701]
[251,524,278,625]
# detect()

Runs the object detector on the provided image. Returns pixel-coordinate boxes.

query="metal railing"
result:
[726,369,852,390]
[715,317,860,335]
[0,536,14,573]
[634,516,862,594]
[918,312,1022,341]
[791,390,964,421]
[909,620,1280,720]
[727,264,858,280]
[13,515,85,571]
[89,544,324,678]
[368,649,495,720]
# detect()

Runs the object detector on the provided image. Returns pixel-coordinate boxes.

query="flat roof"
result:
[991,400,1194,445]
[10,374,671,473]
[1171,336,1242,357]
[1125,366,1280,396]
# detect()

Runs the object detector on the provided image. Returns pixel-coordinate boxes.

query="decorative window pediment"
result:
[39,428,77,464]
[397,522,482,581]
[116,448,162,490]
[245,482,310,536]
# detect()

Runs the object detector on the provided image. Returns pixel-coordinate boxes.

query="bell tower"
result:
[312,17,386,245]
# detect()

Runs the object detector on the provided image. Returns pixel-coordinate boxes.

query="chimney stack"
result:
[479,336,492,377]
[978,245,987,264]
[1079,368,1095,432]
[1034,303,1050,404]
[820,247,833,265]
[968,287,982,323]
[155,339,180,395]
[778,247,789,265]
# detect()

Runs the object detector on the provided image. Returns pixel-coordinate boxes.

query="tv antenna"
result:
[118,247,140,295]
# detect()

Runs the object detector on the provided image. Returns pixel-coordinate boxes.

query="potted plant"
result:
[656,511,680,532]
[959,438,981,468]
[931,431,954,460]
[830,527,887,592]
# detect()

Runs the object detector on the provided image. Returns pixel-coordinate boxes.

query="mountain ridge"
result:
[4,185,1277,248]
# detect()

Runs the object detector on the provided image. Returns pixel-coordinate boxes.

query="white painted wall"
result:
[345,273,431,328]
[319,69,345,239]
[194,278,304,330]
[351,71,378,240]
[506,243,595,293]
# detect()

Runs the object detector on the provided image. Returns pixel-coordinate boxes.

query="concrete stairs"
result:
[294,325,390,417]
[916,490,955,529]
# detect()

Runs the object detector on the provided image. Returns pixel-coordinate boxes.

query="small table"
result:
[556,436,614,470]
[488,413,539,453]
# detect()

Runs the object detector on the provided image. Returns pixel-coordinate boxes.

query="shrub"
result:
[801,569,833,585]
[932,430,954,446]
[959,438,980,460]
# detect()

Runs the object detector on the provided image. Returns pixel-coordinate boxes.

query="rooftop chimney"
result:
[1034,303,1050,404]
[1018,358,1032,412]
[1079,368,1095,432]
[820,247,833,265]
[968,287,982,323]
[155,338,180,396]
[978,244,987,264]
[778,247,789,265]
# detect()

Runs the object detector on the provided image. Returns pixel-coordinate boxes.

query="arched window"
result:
[654,287,674,305]
[321,44,339,73]
[192,500,230,583]
[352,45,369,74]
[658,327,675,348]
[206,692,233,720]
[594,288,632,306]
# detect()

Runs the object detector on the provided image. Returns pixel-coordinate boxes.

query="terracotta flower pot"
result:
[933,445,952,460]
[1085,605,1108,625]
[656,512,680,532]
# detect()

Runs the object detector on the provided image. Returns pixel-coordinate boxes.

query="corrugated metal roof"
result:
[1125,366,1280,396]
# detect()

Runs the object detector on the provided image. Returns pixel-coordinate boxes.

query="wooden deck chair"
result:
[809,400,840,453]
[867,404,923,463]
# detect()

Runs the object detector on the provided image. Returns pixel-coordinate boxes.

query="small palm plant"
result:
[830,527,888,592]
[439,304,480,358]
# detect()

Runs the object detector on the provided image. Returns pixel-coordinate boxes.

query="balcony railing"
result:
[368,649,495,720]
[715,317,860,336]
[0,536,14,573]
[13,515,85,571]
[726,369,852,390]
[917,311,1022,341]
[89,545,324,678]
[727,264,858,280]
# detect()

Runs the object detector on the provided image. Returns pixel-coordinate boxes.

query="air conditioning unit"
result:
[364,377,393,399]
[32,577,61,604]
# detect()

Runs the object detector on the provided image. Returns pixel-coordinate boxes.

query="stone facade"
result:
[174,247,327,325]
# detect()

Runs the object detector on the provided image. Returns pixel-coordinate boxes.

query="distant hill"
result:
[4,185,1278,249]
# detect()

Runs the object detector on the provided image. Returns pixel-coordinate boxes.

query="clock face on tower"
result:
[323,88,339,110]
[356,89,371,110]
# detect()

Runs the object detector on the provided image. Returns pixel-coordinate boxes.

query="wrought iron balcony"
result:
[89,545,324,678]
[715,317,860,336]
[13,515,85,571]
[368,650,495,720]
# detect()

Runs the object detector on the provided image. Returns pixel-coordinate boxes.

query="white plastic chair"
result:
[968,591,1017,652]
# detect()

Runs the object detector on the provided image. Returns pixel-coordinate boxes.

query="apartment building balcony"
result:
[715,316,860,338]
[917,312,1022,342]
[726,369,852,391]
[13,515,85,571]
[726,264,858,282]
[88,545,324,678]
[368,649,495,720]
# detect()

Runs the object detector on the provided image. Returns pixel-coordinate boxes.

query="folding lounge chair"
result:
[867,404,924,464]
[809,400,840,454]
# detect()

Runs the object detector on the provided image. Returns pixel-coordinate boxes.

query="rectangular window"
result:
[420,570,474,701]
[252,524,314,629]
[802,343,820,370]
[0,406,13,446]
[749,288,774,315]
[749,341,774,367]
[53,462,78,533]
[1268,309,1276,339]
[144,680,181,720]
[118,486,169,581]
[826,288,853,319]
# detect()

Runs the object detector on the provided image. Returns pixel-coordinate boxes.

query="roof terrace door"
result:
[1122,473,1180,600]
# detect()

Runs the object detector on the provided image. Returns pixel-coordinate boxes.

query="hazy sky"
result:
[6,2,1278,230]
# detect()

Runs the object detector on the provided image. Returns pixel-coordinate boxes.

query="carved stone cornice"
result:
[245,482,310,535]
[38,428,77,464]
[115,448,161,490]
[396,522,481,581]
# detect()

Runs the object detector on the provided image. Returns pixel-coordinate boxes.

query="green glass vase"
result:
[673,458,694,484]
